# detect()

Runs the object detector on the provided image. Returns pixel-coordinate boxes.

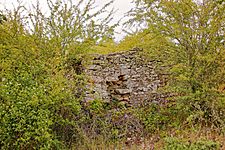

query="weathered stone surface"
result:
[84,48,166,105]
[115,89,132,95]
[89,65,102,70]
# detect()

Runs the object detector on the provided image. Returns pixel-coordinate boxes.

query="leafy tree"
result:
[0,13,7,24]
[0,0,116,149]
[28,0,116,56]
[128,0,225,128]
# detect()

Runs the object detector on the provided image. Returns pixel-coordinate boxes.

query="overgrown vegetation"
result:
[128,0,225,129]
[0,0,225,149]
[0,0,116,149]
[164,137,220,150]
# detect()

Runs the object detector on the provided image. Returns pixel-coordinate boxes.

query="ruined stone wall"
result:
[85,48,166,106]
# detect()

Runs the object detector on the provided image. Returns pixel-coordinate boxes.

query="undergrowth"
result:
[1,0,225,149]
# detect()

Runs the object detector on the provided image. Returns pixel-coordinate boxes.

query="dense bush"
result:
[128,0,225,129]
[0,0,116,149]
[0,15,82,150]
[164,137,220,150]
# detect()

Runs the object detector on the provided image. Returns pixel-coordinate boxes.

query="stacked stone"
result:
[85,48,164,106]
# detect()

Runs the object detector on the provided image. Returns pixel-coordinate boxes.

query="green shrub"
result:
[164,137,220,150]
[0,0,116,149]
[128,0,225,130]
[136,103,179,134]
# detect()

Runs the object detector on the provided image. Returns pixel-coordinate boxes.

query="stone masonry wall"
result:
[85,48,166,106]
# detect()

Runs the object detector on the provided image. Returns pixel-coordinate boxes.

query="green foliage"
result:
[129,0,225,129]
[136,104,171,133]
[87,99,105,114]
[164,137,220,150]
[0,19,81,149]
[0,0,116,149]
[90,30,170,55]
[1,0,225,149]
[0,13,7,24]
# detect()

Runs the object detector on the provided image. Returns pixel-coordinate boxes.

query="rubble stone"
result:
[84,48,166,105]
